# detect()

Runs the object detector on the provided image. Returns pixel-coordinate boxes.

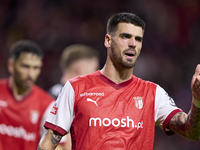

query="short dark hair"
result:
[60,44,100,71]
[107,12,146,35]
[9,40,43,61]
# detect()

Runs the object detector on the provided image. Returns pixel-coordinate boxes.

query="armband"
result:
[192,98,200,108]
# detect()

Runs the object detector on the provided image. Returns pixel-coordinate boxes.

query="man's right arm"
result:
[38,129,63,150]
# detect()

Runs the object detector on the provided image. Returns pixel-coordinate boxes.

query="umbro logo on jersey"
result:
[50,106,58,115]
[87,98,99,106]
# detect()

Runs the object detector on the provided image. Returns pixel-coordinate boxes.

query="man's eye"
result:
[121,35,130,39]
[136,37,143,42]
[34,66,41,70]
[22,65,29,68]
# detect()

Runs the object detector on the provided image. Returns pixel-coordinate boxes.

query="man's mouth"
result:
[26,79,34,86]
[124,51,135,59]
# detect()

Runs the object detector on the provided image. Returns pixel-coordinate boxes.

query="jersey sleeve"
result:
[155,85,182,135]
[44,81,75,136]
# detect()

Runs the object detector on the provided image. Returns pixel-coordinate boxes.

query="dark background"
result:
[0,0,200,149]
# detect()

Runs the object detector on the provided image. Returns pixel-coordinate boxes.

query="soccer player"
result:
[48,44,100,150]
[0,40,54,150]
[49,44,100,99]
[38,12,200,150]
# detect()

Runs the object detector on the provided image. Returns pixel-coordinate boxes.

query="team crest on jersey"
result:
[134,97,143,109]
[0,100,8,108]
[30,110,39,124]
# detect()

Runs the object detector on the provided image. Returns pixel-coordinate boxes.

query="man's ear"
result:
[104,34,112,48]
[7,58,14,74]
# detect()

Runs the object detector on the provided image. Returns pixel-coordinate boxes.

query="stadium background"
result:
[0,0,200,149]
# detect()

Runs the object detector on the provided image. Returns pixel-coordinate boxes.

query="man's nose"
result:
[28,68,36,78]
[129,38,136,48]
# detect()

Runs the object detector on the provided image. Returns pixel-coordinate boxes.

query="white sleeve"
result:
[155,85,181,129]
[45,81,75,134]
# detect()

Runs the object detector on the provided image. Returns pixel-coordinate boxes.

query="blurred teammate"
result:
[38,12,200,150]
[48,44,100,150]
[0,40,54,150]
[49,44,100,99]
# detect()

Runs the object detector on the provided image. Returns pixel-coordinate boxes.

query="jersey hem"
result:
[163,109,182,135]
[44,122,67,136]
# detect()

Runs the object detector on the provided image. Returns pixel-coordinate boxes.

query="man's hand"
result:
[191,64,200,101]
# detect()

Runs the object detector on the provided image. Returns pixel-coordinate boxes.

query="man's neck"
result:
[100,64,133,84]
[60,71,78,85]
[9,78,32,101]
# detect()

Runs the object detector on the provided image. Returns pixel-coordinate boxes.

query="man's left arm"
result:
[167,64,200,140]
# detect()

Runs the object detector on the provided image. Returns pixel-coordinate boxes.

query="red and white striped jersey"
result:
[45,70,181,150]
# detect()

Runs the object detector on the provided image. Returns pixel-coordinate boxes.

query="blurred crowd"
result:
[0,0,200,149]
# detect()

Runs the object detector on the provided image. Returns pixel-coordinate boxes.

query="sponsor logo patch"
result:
[165,93,176,106]
[80,92,104,97]
[0,124,36,141]
[50,106,58,115]
[89,116,143,129]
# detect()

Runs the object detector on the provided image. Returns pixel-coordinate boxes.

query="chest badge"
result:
[134,97,143,109]
[30,110,39,124]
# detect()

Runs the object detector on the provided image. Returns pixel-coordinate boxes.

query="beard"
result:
[15,76,34,91]
[110,45,138,69]
[13,69,35,92]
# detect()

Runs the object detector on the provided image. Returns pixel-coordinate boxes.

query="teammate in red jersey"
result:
[0,40,54,150]
[38,12,200,150]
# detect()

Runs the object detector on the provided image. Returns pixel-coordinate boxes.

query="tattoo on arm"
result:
[50,130,62,145]
[168,104,200,140]
[167,112,188,136]
[37,129,63,150]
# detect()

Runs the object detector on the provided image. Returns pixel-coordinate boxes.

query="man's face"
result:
[79,57,99,75]
[9,52,42,91]
[68,57,99,76]
[105,23,144,68]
